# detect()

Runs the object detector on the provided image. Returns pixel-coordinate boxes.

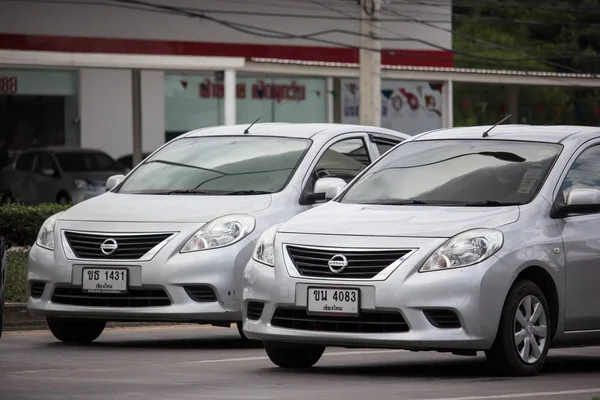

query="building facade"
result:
[0,0,452,160]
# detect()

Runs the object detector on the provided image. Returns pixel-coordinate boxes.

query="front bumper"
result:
[27,222,258,323]
[241,233,513,351]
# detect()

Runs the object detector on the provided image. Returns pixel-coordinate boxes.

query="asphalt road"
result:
[2,325,600,400]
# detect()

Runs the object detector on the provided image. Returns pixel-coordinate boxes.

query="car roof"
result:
[182,123,409,140]
[413,124,600,144]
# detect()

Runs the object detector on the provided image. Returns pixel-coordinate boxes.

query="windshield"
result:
[55,152,123,172]
[339,139,562,206]
[116,136,312,195]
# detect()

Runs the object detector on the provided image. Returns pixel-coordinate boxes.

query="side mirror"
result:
[562,188,600,215]
[315,177,347,201]
[106,174,125,191]
[41,168,55,177]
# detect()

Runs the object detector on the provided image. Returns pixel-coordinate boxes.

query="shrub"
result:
[6,250,28,303]
[0,203,70,248]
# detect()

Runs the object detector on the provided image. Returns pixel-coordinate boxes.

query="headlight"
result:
[74,178,93,190]
[419,228,504,272]
[252,223,282,267]
[36,212,63,250]
[180,214,256,253]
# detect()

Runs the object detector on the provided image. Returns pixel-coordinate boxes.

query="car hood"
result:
[279,202,520,238]
[59,192,272,223]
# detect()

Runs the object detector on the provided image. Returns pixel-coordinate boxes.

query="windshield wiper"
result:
[222,190,272,195]
[460,200,523,207]
[367,199,429,205]
[158,189,221,195]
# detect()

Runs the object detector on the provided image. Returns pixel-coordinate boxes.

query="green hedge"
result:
[0,203,70,248]
[6,251,28,303]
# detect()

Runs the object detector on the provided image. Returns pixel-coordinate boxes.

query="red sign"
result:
[198,79,306,102]
[0,76,18,94]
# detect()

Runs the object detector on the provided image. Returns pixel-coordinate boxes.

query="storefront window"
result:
[0,68,79,166]
[339,78,443,135]
[164,73,327,141]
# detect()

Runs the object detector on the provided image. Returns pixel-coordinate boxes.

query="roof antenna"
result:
[482,114,512,138]
[243,100,291,134]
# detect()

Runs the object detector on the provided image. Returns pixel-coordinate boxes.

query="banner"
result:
[340,79,443,135]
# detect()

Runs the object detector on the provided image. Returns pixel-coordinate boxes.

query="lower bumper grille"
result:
[30,281,46,298]
[184,285,218,303]
[247,301,264,320]
[271,307,409,333]
[51,286,171,307]
[424,309,461,329]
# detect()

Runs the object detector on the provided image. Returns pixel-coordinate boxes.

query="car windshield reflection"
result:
[339,139,563,206]
[116,136,313,195]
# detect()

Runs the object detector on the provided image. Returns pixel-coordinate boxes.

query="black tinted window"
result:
[340,139,562,206]
[561,145,600,198]
[35,153,57,173]
[55,152,122,172]
[15,153,34,171]
[376,142,396,155]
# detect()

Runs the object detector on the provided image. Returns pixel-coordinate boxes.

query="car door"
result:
[32,152,61,204]
[10,152,37,204]
[299,133,376,209]
[554,141,600,331]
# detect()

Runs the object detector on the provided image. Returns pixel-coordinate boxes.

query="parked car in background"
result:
[26,123,410,344]
[0,147,126,205]
[0,236,6,339]
[242,124,600,376]
[116,152,151,171]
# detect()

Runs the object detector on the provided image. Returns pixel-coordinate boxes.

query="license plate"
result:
[82,268,128,294]
[307,287,360,316]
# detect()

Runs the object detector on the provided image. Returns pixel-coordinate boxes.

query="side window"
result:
[375,142,396,155]
[311,138,371,183]
[560,145,600,200]
[14,153,35,171]
[35,153,58,175]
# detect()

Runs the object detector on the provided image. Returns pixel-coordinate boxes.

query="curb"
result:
[3,303,188,332]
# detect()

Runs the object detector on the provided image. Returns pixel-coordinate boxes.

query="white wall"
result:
[0,0,452,53]
[80,69,132,158]
[141,70,165,154]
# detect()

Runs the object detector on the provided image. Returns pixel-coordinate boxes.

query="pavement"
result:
[1,325,600,400]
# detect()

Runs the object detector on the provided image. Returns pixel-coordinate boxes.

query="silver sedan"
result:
[26,123,409,343]
[242,124,600,376]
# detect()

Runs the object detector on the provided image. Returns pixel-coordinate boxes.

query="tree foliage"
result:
[452,0,600,127]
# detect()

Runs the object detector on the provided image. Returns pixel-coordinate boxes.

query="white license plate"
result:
[307,287,360,316]
[82,268,128,294]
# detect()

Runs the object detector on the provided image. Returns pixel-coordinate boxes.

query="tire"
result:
[485,279,551,376]
[47,317,106,344]
[236,321,250,341]
[264,341,325,368]
[56,194,70,206]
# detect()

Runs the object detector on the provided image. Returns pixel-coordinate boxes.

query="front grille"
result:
[286,245,411,279]
[51,286,171,307]
[184,285,218,302]
[271,307,409,333]
[30,281,46,298]
[424,309,461,329]
[247,301,264,320]
[64,231,172,260]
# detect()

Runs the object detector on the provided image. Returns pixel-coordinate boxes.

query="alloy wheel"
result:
[513,294,548,364]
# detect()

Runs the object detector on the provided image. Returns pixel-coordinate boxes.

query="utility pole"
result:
[131,69,143,167]
[359,0,381,127]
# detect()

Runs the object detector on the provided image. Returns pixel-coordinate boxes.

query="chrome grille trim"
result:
[283,244,417,281]
[61,230,178,262]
